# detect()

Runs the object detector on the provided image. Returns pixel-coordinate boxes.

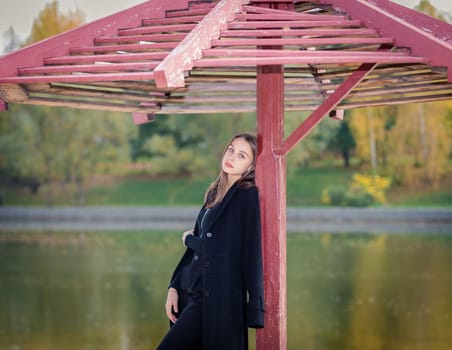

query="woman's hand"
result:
[165,288,179,323]
[182,229,194,247]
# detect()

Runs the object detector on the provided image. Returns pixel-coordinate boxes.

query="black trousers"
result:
[156,295,203,350]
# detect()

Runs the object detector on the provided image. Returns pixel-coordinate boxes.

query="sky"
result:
[0,0,451,55]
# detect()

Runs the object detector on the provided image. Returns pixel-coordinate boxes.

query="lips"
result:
[225,161,233,169]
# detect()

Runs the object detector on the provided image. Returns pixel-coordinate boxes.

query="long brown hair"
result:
[204,132,257,208]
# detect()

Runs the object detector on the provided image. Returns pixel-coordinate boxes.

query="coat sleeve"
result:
[184,235,203,254]
[242,187,265,328]
[168,218,200,290]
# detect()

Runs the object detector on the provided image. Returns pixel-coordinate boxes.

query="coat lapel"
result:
[204,184,238,232]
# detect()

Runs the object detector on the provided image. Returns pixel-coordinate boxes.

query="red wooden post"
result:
[255,64,287,350]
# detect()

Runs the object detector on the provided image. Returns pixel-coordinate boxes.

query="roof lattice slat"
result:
[0,0,450,115]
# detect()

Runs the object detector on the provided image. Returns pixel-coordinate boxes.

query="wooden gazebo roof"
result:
[1,2,451,349]
[0,0,451,123]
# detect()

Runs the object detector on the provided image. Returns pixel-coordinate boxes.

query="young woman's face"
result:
[222,137,254,182]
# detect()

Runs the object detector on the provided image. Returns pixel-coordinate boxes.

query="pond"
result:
[0,231,451,350]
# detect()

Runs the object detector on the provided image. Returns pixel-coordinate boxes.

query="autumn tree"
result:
[0,1,135,205]
[348,1,451,188]
[415,0,451,23]
[25,0,85,45]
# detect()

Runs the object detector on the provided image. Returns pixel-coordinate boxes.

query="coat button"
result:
[193,255,199,261]
[204,261,210,268]
[206,232,212,238]
[204,291,210,297]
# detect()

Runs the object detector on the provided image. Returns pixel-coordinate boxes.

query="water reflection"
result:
[1,231,451,350]
[288,234,452,350]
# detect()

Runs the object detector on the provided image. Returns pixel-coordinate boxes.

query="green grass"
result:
[86,177,211,206]
[388,188,452,207]
[4,166,451,207]
[287,167,355,206]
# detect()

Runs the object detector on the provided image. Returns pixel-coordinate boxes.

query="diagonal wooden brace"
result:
[280,62,377,156]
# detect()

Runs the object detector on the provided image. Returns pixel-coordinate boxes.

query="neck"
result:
[227,175,239,188]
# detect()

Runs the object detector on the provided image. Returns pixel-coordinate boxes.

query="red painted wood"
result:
[327,0,452,81]
[132,112,156,125]
[193,55,425,67]
[0,0,189,78]
[243,4,344,19]
[0,72,155,84]
[18,62,160,75]
[250,0,294,2]
[188,1,219,9]
[154,0,247,88]
[94,33,186,44]
[220,28,378,37]
[228,19,362,29]
[166,7,215,18]
[70,42,178,54]
[44,52,169,65]
[118,24,196,36]
[236,13,344,20]
[281,62,378,155]
[204,48,403,57]
[256,64,287,350]
[353,0,452,43]
[142,15,205,26]
[211,37,393,46]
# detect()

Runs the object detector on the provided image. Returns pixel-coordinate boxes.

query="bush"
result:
[322,173,391,207]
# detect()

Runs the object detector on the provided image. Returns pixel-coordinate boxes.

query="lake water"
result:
[0,231,451,350]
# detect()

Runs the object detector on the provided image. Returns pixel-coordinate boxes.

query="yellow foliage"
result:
[349,101,451,188]
[26,0,85,44]
[351,173,391,204]
[321,188,331,205]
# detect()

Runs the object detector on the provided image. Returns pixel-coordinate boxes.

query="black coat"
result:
[169,184,265,350]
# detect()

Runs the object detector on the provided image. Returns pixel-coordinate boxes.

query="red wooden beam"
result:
[243,4,344,19]
[204,48,404,57]
[235,13,345,21]
[117,24,197,36]
[43,52,170,65]
[94,33,187,44]
[256,64,287,350]
[211,37,393,46]
[154,0,248,88]
[280,62,378,155]
[69,42,178,54]
[18,62,160,75]
[165,6,215,17]
[326,0,452,81]
[192,55,425,67]
[132,112,156,125]
[228,19,362,29]
[220,28,378,36]
[0,0,189,78]
[0,72,155,84]
[142,15,205,26]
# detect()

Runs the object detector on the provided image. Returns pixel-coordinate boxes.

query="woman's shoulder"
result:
[236,184,259,197]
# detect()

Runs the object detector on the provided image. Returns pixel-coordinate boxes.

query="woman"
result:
[156,133,265,350]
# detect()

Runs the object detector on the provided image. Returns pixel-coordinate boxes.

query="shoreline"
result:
[1,206,451,233]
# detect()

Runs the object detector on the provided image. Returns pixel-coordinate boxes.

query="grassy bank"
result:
[4,166,451,207]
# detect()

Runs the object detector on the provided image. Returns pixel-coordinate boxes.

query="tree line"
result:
[0,1,450,205]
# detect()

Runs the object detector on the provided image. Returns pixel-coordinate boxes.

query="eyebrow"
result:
[230,143,250,158]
